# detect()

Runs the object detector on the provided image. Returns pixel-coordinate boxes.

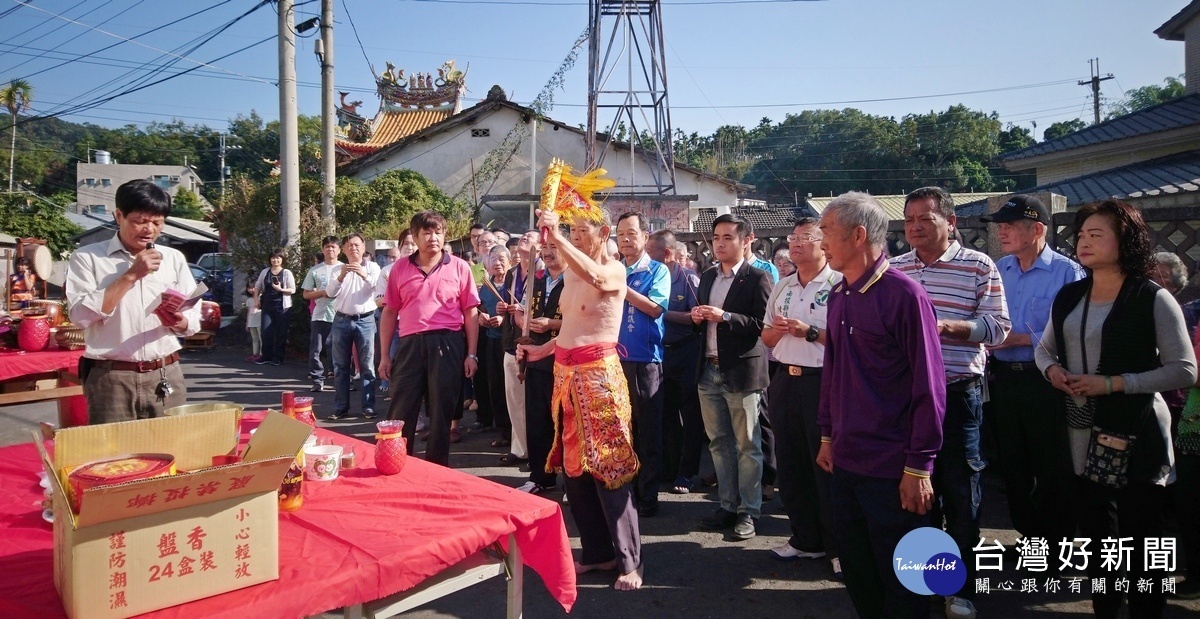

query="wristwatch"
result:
[721,311,732,323]
[466,354,479,361]
[805,325,820,342]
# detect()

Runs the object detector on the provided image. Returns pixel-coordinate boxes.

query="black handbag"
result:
[1084,428,1135,489]
[1069,294,1135,488]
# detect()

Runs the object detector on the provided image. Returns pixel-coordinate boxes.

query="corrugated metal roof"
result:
[1000,94,1200,163]
[956,150,1200,217]
[807,192,1004,221]
[691,204,816,233]
[66,211,218,244]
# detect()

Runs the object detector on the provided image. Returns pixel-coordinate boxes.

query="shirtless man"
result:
[517,208,644,591]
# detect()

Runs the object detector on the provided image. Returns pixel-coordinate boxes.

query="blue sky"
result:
[0,0,1187,141]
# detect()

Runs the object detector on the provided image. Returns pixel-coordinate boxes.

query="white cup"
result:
[303,445,342,481]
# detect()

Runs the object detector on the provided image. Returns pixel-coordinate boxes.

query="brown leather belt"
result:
[92,352,180,373]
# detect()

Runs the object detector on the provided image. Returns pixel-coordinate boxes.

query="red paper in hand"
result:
[155,289,186,326]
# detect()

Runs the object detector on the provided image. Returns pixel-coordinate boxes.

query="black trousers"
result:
[564,473,641,574]
[386,330,464,466]
[482,335,511,437]
[760,360,778,487]
[832,468,931,619]
[988,365,1078,542]
[1077,479,1167,619]
[768,369,833,554]
[661,336,705,481]
[621,360,664,507]
[471,337,494,427]
[524,364,557,487]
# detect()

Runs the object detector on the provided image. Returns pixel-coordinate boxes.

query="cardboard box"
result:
[35,410,312,619]
[2,377,59,393]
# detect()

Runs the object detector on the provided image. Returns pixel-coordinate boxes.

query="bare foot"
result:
[614,565,643,591]
[574,559,617,574]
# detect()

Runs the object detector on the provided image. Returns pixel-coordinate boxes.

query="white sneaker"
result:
[515,481,546,494]
[944,596,977,619]
[770,543,826,561]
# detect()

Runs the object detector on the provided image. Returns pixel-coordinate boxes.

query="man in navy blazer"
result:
[691,214,773,540]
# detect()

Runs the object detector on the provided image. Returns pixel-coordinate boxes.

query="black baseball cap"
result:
[980,194,1050,224]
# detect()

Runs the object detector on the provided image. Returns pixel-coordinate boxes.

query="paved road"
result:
[3,347,1197,618]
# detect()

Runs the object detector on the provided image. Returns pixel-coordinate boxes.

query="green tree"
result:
[1107,75,1186,118]
[343,169,471,241]
[998,124,1034,153]
[1043,119,1088,141]
[171,187,207,220]
[1,79,34,192]
[0,193,83,257]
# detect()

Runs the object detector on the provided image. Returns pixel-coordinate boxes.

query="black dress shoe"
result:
[698,507,737,530]
[637,501,659,518]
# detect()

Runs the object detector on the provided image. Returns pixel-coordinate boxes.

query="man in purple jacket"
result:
[815,192,946,619]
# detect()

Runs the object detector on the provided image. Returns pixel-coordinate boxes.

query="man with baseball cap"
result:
[982,194,1084,552]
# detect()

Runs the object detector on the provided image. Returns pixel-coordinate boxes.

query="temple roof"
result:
[334,61,465,162]
[335,108,455,157]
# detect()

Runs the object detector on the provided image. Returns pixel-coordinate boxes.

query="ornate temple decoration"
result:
[334,60,467,164]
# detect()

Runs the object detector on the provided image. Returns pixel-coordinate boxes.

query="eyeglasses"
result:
[787,234,822,244]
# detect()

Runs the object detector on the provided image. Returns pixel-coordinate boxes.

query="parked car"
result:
[188,261,234,316]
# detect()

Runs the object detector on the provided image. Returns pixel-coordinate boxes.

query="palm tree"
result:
[1,79,34,193]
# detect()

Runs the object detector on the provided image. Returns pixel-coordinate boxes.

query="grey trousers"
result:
[85,361,187,424]
[564,472,642,574]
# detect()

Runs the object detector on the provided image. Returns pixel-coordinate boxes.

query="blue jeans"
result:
[932,382,985,600]
[308,320,332,380]
[332,313,376,415]
[696,362,763,517]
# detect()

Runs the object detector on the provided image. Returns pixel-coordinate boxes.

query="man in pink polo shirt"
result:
[379,211,481,466]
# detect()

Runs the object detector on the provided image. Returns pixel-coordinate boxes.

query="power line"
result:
[10,0,237,86]
[15,0,268,85]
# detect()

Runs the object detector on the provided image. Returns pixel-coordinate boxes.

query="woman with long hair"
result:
[254,248,296,366]
[1036,200,1196,618]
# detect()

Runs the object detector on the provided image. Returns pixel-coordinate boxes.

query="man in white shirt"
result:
[301,235,342,392]
[66,179,201,423]
[325,232,382,420]
[760,218,841,576]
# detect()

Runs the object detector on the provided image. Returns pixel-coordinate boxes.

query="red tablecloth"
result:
[0,348,84,382]
[0,412,577,617]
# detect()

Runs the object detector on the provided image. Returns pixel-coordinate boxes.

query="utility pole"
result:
[218,134,242,204]
[278,0,301,248]
[1078,58,1114,125]
[318,0,336,230]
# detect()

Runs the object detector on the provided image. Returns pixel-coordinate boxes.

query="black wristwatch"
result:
[804,325,820,342]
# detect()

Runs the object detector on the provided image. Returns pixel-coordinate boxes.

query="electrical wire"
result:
[341,0,376,75]
[12,0,238,84]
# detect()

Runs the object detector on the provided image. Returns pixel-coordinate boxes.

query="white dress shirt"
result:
[66,235,201,362]
[706,259,744,357]
[325,261,381,315]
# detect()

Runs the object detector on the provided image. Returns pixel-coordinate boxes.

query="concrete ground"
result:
[3,346,1197,618]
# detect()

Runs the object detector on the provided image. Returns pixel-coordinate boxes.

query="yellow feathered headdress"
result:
[540,158,616,225]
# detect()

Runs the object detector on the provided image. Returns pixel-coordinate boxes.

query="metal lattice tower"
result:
[586,0,676,195]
